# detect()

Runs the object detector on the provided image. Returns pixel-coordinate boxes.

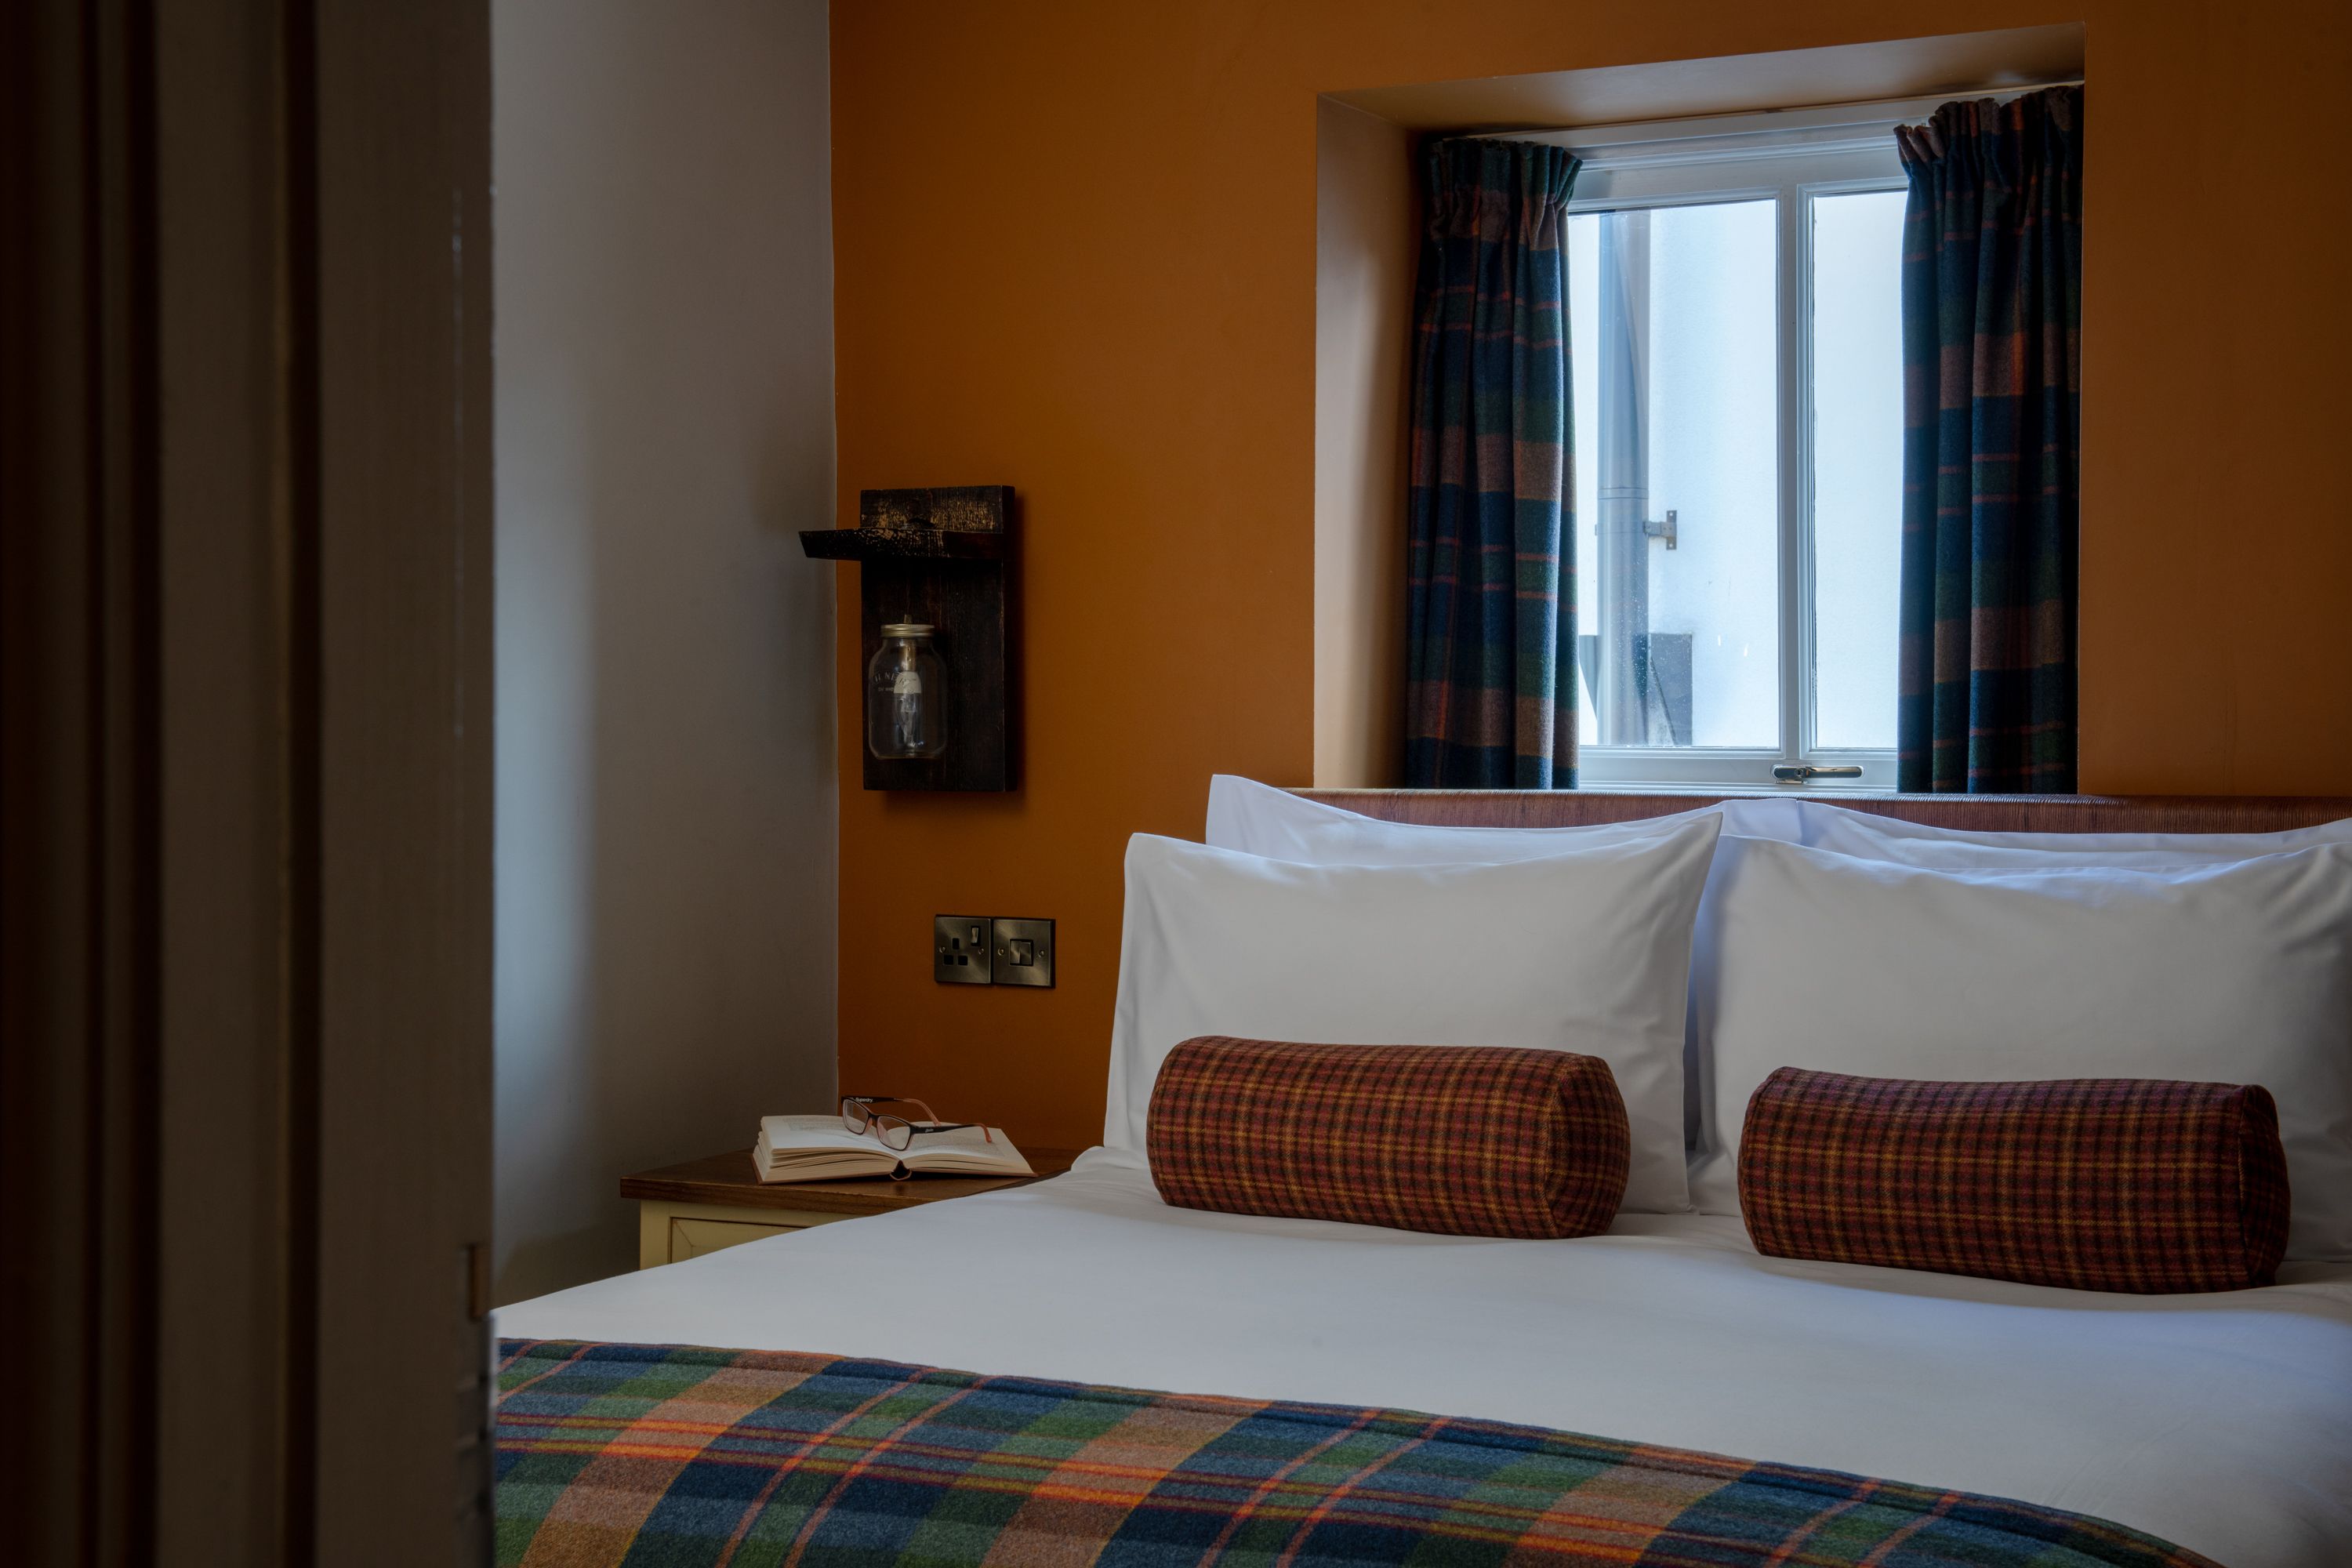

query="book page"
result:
[899,1126,1031,1175]
[755,1151,892,1183]
[760,1114,890,1156]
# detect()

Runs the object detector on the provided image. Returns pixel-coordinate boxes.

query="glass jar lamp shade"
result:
[866,623,948,760]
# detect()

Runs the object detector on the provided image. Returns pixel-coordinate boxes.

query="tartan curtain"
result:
[1895,87,2083,793]
[1403,140,1578,788]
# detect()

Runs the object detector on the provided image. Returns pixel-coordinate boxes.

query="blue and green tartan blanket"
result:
[495,1339,2219,1566]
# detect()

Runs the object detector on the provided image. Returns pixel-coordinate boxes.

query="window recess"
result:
[1512,95,2046,791]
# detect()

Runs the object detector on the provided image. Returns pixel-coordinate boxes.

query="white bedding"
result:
[499,1155,2352,1568]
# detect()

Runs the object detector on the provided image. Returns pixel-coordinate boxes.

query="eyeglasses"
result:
[840,1095,985,1152]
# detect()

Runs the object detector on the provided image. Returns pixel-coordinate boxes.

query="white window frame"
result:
[1517,100,1958,792]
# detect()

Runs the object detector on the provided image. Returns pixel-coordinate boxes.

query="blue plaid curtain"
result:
[1403,140,1578,788]
[1896,87,2083,793]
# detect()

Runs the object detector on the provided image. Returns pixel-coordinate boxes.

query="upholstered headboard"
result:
[1295,790,2352,835]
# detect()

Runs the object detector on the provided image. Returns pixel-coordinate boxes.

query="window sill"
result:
[1570,780,1889,796]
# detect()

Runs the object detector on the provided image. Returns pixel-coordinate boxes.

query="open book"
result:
[752,1115,1034,1184]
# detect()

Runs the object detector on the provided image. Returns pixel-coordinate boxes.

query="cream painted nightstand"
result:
[620,1145,1081,1269]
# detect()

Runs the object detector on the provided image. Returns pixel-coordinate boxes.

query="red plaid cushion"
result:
[1739,1068,2291,1293]
[1145,1037,1629,1239]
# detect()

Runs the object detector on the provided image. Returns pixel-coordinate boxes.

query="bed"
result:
[495,789,2352,1568]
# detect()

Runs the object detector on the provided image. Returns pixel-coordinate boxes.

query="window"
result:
[1548,105,1917,789]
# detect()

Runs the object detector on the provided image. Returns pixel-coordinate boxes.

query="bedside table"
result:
[621,1145,1083,1269]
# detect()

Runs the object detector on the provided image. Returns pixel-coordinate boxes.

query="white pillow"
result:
[1690,836,2352,1261]
[1203,774,1807,862]
[1205,775,2352,868]
[1105,819,1724,1215]
[1200,776,1801,1154]
[1804,805,2352,864]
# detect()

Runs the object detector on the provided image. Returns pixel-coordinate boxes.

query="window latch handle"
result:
[1773,764,1864,784]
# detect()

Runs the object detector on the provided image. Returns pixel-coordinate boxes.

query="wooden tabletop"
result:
[620,1145,1083,1217]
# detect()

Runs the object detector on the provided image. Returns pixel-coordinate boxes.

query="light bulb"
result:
[894,666,924,750]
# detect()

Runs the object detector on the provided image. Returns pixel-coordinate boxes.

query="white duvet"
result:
[499,1154,2352,1568]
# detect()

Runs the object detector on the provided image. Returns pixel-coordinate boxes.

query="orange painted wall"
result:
[829,1,2352,1152]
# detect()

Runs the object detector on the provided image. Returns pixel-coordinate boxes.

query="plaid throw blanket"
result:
[496,1340,2218,1567]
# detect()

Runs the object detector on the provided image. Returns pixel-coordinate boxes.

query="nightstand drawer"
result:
[667,1215,800,1263]
[635,1198,848,1270]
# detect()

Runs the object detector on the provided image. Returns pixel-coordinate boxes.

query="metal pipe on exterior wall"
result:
[1594,208,1650,746]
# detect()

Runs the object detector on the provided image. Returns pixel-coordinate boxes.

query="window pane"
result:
[1809,189,1904,750]
[1569,200,1778,750]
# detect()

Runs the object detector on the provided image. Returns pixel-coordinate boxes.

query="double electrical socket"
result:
[934,915,1055,989]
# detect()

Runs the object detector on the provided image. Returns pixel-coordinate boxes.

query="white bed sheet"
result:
[499,1153,2352,1568]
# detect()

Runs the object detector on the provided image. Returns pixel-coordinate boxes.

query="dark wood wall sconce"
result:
[801,485,1017,792]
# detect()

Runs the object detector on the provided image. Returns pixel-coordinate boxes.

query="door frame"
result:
[1,2,494,1562]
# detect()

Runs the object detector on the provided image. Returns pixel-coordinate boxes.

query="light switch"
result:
[991,917,1054,989]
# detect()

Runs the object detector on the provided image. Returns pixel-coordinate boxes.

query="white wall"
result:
[492,0,836,1304]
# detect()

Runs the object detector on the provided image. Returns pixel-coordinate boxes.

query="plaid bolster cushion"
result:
[1740,1068,2292,1293]
[1145,1036,1628,1238]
